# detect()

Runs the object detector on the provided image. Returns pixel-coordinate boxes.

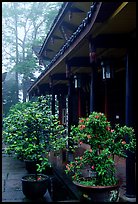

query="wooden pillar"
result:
[74,74,81,119]
[29,92,31,101]
[104,80,108,117]
[125,49,136,198]
[78,88,81,118]
[90,69,94,113]
[89,37,97,113]
[49,75,55,115]
[66,62,73,160]
[58,94,62,124]
[66,63,71,133]
[52,91,55,115]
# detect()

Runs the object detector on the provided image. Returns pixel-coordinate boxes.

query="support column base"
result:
[120,194,136,202]
[119,188,136,202]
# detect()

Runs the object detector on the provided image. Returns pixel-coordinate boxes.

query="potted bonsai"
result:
[48,114,68,167]
[3,96,67,199]
[2,101,36,160]
[65,112,136,202]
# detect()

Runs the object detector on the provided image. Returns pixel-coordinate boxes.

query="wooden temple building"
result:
[28,2,136,198]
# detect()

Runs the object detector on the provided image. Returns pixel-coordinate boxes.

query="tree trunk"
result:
[14,3,19,102]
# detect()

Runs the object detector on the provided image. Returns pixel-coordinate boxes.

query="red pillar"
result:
[78,89,81,118]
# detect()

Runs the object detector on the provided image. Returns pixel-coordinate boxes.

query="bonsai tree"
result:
[65,112,136,187]
[3,95,68,199]
[2,101,34,160]
[3,96,67,174]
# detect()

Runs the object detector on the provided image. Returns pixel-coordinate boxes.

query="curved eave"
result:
[39,2,72,56]
[28,2,136,93]
[28,2,101,93]
[39,2,93,61]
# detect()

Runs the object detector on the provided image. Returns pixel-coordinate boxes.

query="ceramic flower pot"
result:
[73,181,120,202]
[21,174,49,199]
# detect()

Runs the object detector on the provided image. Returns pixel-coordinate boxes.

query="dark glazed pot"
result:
[73,181,120,202]
[21,174,49,199]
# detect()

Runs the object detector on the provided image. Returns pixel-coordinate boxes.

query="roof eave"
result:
[39,2,73,56]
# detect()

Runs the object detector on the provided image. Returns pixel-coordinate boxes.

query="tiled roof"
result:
[39,2,69,56]
[28,2,97,92]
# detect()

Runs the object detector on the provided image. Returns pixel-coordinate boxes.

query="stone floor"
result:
[2,152,79,202]
[2,153,52,202]
[2,151,136,202]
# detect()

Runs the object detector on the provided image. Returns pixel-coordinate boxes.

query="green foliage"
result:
[3,96,67,173]
[65,112,136,186]
[2,74,18,116]
[49,115,67,152]
[2,2,63,101]
[14,55,38,76]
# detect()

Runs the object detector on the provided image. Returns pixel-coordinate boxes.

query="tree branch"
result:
[3,48,16,63]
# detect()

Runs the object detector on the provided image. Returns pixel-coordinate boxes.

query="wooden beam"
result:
[68,57,91,67]
[52,73,67,80]
[53,84,68,94]
[70,7,85,13]
[46,49,54,53]
[38,83,68,95]
[53,35,63,40]
[110,2,128,19]
[95,34,131,48]
[95,2,122,22]
[50,35,64,45]
[42,56,52,61]
[60,26,69,41]
[61,21,77,32]
[39,84,50,94]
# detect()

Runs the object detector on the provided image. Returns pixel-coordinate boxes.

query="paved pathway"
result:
[2,153,52,202]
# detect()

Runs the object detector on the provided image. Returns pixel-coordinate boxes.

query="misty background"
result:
[2,2,63,116]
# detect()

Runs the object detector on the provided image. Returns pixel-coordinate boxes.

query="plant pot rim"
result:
[21,174,49,182]
[73,180,120,189]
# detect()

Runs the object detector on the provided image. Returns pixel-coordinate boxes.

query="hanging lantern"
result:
[101,60,111,80]
[74,74,81,89]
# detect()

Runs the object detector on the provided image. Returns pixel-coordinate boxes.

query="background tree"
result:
[2,2,63,108]
[2,72,19,116]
